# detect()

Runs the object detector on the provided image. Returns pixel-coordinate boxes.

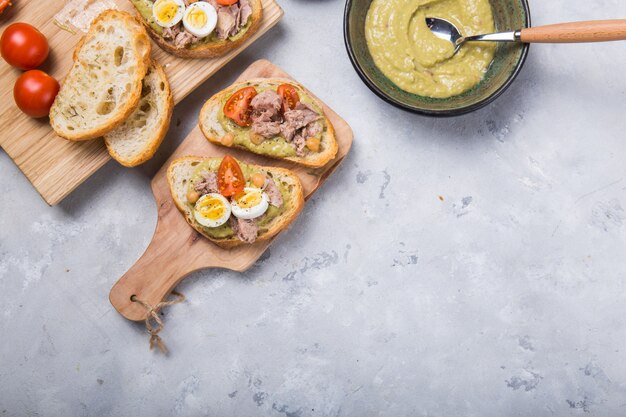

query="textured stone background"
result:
[2,0,626,415]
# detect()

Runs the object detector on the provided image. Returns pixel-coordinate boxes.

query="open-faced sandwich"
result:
[130,0,262,58]
[199,79,338,167]
[168,155,304,248]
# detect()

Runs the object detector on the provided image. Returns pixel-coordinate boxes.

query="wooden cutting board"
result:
[0,0,283,206]
[109,59,353,321]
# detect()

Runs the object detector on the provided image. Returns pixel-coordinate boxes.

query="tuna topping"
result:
[194,171,219,194]
[246,90,322,155]
[230,216,258,243]
[263,177,284,207]
[250,90,283,138]
[280,102,321,142]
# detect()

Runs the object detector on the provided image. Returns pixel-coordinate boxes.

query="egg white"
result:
[231,188,269,220]
[182,1,218,38]
[193,193,231,228]
[153,0,186,28]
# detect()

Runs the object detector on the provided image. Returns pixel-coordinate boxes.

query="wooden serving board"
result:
[0,0,283,206]
[109,59,353,321]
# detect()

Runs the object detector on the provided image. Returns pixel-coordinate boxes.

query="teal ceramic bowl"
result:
[344,0,531,116]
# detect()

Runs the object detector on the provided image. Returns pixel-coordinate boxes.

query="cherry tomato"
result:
[277,83,300,113]
[215,0,238,5]
[1,23,49,70]
[217,155,245,197]
[223,86,257,127]
[14,70,59,118]
[0,0,12,15]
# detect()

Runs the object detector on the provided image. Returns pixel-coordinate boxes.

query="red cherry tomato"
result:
[277,84,300,113]
[14,70,59,118]
[217,155,245,197]
[215,0,238,5]
[1,22,49,70]
[223,86,257,127]
[0,0,12,15]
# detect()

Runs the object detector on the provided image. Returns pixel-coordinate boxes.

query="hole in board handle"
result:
[130,294,137,302]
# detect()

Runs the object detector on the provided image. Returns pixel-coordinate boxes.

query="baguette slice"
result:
[167,156,304,248]
[104,61,173,167]
[130,0,263,59]
[50,10,152,141]
[199,78,338,168]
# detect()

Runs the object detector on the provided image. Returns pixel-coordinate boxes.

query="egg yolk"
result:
[186,8,207,28]
[197,196,227,220]
[236,191,262,209]
[155,0,179,23]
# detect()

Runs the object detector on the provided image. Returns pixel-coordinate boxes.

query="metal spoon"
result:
[426,17,626,55]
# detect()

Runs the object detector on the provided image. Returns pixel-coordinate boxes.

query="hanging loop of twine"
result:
[130,290,185,354]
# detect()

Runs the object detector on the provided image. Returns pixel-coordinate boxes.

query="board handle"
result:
[520,20,626,43]
[109,206,210,321]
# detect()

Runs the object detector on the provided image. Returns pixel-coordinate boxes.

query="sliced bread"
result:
[167,156,304,248]
[50,10,152,141]
[104,61,173,167]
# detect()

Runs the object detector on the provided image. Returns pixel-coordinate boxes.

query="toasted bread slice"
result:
[167,156,304,248]
[129,0,263,58]
[104,61,173,167]
[199,78,338,168]
[50,10,151,141]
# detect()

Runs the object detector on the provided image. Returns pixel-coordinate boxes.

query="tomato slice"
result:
[223,86,257,127]
[277,84,300,113]
[217,155,245,198]
[215,0,238,4]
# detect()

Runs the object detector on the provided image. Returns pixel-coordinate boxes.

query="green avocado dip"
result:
[186,159,291,240]
[216,83,326,158]
[130,0,252,44]
[365,0,496,98]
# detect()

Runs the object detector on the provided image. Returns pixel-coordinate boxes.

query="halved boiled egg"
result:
[231,187,269,220]
[193,193,231,228]
[182,1,218,38]
[153,0,185,28]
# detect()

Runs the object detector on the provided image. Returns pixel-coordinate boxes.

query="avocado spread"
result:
[216,84,326,158]
[130,0,251,43]
[187,159,291,240]
[365,0,496,99]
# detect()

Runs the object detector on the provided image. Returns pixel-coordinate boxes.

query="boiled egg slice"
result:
[231,187,269,220]
[153,0,185,28]
[182,1,218,38]
[193,193,231,228]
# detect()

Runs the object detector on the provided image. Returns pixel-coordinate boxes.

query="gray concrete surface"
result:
[2,0,626,415]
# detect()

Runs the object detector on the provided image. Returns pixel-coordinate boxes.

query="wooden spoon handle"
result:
[520,20,626,43]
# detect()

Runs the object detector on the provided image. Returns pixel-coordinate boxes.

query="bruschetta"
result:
[199,78,338,167]
[129,0,263,58]
[168,155,304,248]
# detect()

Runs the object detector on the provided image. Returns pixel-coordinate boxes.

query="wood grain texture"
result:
[520,20,626,43]
[0,0,283,205]
[109,59,353,321]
